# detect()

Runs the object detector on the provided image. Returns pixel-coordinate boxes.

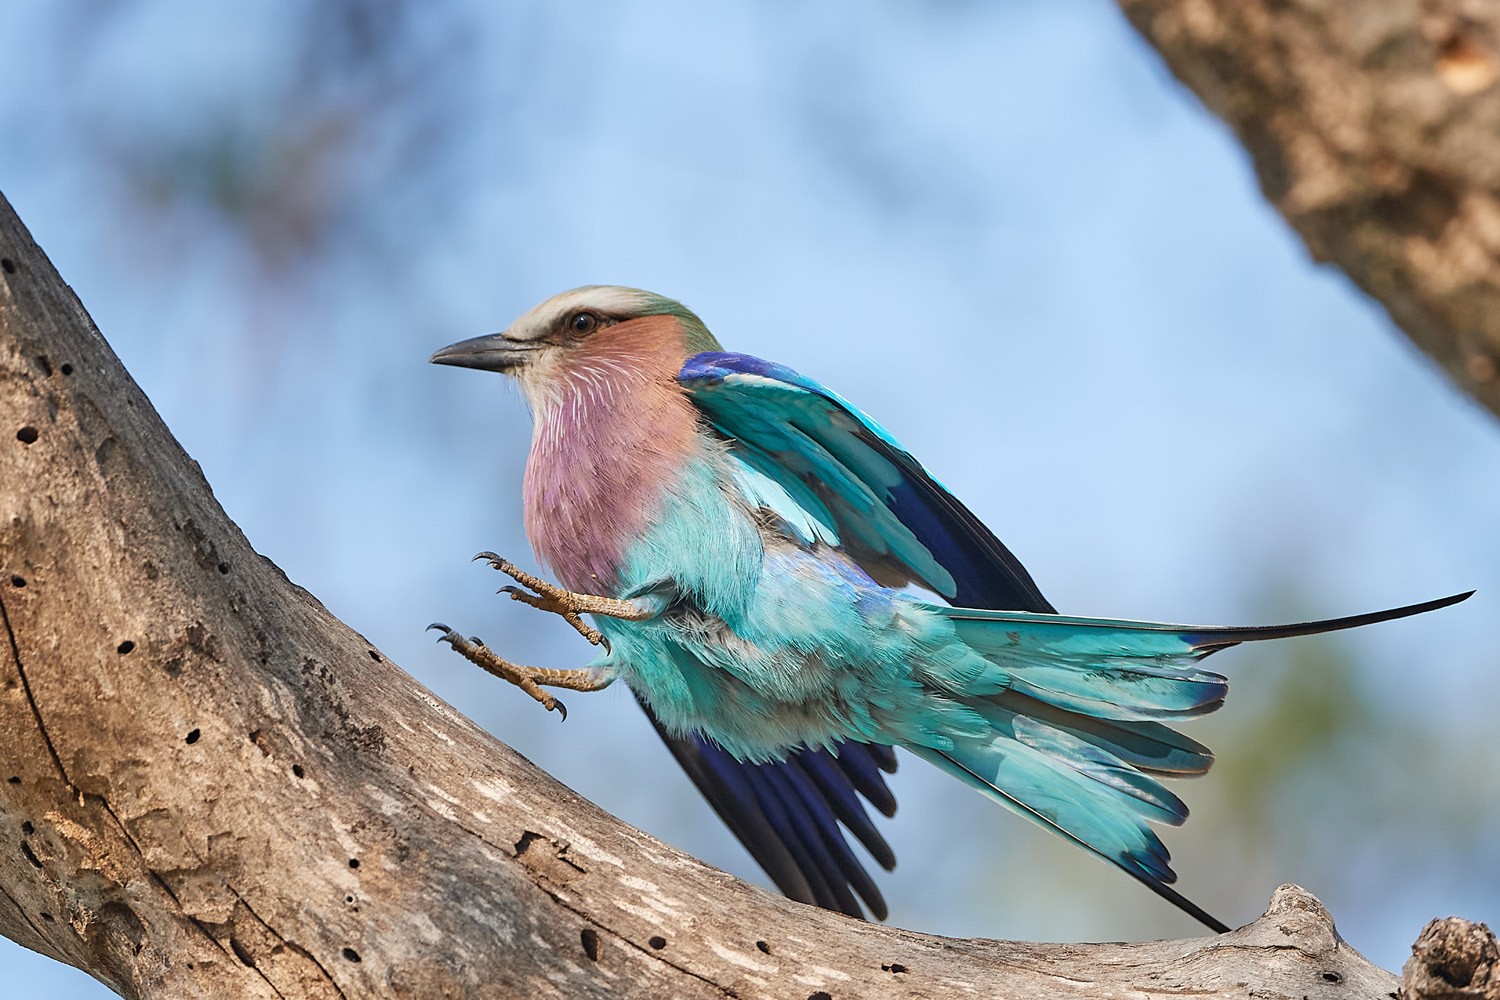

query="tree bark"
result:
[1118,0,1500,422]
[0,191,1487,998]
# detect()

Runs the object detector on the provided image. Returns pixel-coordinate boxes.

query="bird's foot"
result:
[427,624,610,721]
[474,552,652,648]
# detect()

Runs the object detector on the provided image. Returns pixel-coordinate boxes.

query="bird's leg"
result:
[473,551,654,648]
[427,624,609,721]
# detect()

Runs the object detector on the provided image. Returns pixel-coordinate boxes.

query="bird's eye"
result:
[568,311,598,336]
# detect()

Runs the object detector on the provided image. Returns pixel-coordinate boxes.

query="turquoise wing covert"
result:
[679,351,1055,614]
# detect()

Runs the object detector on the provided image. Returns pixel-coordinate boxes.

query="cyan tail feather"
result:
[985,690,1215,776]
[935,608,1230,720]
[907,741,1231,934]
[905,593,1474,933]
[1000,662,1227,722]
[1014,714,1189,824]
[931,592,1475,722]
[912,731,1174,868]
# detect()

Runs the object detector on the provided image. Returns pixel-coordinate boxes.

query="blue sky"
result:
[3,1,1496,994]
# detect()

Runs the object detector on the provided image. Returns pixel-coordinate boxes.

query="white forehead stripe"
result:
[506,286,654,341]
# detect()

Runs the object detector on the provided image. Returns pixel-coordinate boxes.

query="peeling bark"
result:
[1118,0,1500,421]
[0,191,1487,998]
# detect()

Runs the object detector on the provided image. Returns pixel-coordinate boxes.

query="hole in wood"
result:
[343,948,361,963]
[808,993,832,1000]
[349,858,360,869]
[16,427,38,444]
[40,912,54,922]
[59,364,72,375]
[1323,972,1343,984]
[21,821,34,836]
[230,938,255,967]
[648,935,666,950]
[6,777,18,785]
[292,764,305,778]
[20,843,41,869]
[9,576,23,588]
[882,963,907,974]
[117,640,135,655]
[217,562,230,574]
[0,259,13,274]
[580,927,600,961]
[756,940,771,955]
[34,356,51,376]
[368,650,382,662]
[185,729,200,744]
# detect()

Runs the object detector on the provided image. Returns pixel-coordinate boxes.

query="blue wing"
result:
[639,694,897,920]
[679,351,1055,613]
[639,350,1056,923]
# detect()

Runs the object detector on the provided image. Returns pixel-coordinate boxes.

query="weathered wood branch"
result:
[0,191,1486,998]
[1118,0,1500,421]
[1405,916,1500,1000]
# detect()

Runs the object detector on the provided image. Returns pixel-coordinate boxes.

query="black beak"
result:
[429,333,536,373]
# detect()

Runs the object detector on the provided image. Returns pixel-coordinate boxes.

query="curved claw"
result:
[428,623,455,641]
[498,585,535,602]
[553,699,568,722]
[473,550,503,566]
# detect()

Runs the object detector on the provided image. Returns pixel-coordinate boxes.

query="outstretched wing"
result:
[644,351,1056,922]
[639,693,898,920]
[678,351,1056,615]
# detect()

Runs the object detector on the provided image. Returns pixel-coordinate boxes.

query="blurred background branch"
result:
[1121,0,1500,420]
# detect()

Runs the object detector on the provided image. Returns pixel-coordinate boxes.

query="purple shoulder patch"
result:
[680,351,826,394]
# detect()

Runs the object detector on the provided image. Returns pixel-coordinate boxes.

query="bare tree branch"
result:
[1404,916,1500,1000]
[0,191,1484,998]
[1118,0,1500,421]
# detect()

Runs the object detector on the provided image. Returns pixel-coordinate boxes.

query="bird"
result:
[428,285,1470,933]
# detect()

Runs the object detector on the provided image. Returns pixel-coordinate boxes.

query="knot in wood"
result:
[1403,916,1500,1000]
[1263,883,1340,954]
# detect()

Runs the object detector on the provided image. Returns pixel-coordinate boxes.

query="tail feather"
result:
[986,690,1214,776]
[908,742,1230,933]
[908,592,1472,932]
[931,591,1474,721]
[908,735,1175,878]
[967,700,1189,825]
[1178,591,1474,650]
[938,609,1228,721]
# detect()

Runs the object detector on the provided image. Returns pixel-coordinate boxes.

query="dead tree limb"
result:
[0,191,1484,998]
[1118,0,1500,421]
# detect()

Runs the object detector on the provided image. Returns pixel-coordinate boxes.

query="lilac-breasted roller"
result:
[429,285,1469,932]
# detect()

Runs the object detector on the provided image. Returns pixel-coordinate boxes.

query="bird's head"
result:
[430,286,720,412]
